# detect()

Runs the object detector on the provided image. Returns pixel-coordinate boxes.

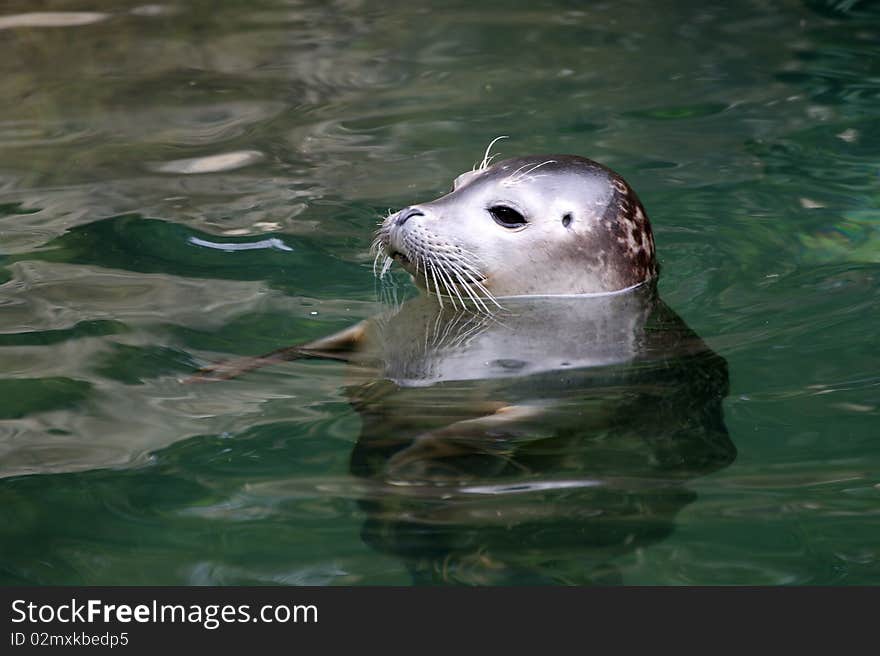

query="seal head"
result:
[376,154,657,301]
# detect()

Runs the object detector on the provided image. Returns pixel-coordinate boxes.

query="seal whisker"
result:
[428,263,444,309]
[502,162,534,183]
[436,266,455,309]
[418,242,499,313]
[446,262,482,311]
[459,273,492,315]
[478,135,509,171]
[501,159,556,188]
[449,272,470,311]
[446,259,492,314]
[371,249,381,277]
[420,258,431,296]
[446,252,500,306]
[467,278,502,309]
[448,245,490,273]
[436,265,457,309]
[435,265,458,310]
[521,160,555,176]
[446,268,469,311]
[438,264,467,310]
[452,259,502,309]
[379,255,393,278]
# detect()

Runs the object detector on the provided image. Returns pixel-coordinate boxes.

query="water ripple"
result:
[0,12,108,30]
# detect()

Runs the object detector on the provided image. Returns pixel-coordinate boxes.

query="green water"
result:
[1,0,879,585]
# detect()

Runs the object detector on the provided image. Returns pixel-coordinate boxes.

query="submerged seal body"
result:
[375,154,657,303]
[347,293,732,584]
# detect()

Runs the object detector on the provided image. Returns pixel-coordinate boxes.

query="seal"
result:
[188,147,733,583]
[374,151,657,306]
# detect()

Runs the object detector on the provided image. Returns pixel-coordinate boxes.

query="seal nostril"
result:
[395,207,424,227]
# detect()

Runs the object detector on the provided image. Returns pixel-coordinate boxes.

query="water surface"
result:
[1,0,879,585]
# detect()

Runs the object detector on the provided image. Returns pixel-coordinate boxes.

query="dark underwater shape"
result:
[333,285,735,584]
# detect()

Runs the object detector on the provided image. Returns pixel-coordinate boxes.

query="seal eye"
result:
[489,205,527,229]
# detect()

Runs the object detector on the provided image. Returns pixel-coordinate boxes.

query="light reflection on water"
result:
[0,0,878,585]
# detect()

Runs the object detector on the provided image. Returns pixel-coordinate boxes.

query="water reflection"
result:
[340,285,734,584]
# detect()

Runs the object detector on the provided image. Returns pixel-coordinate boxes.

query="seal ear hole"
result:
[562,213,573,228]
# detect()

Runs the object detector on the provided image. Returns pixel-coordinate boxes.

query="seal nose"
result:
[395,206,424,227]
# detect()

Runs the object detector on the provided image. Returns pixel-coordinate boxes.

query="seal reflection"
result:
[345,284,734,584]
